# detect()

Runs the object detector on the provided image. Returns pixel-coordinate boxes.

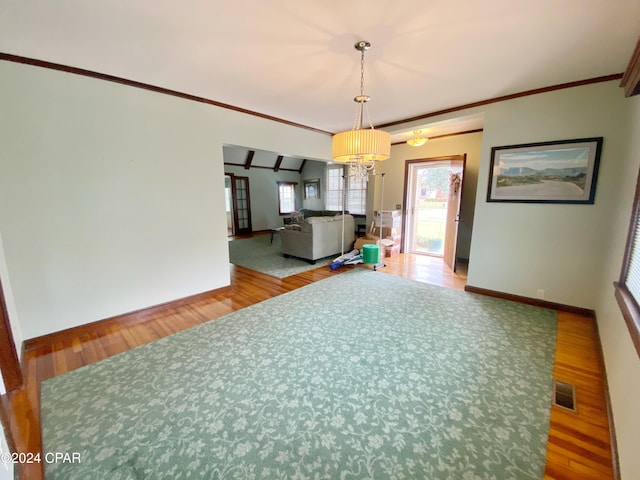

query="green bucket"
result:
[362,244,379,264]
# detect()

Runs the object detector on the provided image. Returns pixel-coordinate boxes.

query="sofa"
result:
[280,211,355,263]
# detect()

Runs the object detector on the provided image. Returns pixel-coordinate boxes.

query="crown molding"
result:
[0,52,332,136]
[378,74,623,129]
[621,37,640,97]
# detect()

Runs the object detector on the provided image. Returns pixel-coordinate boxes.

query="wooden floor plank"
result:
[0,249,614,479]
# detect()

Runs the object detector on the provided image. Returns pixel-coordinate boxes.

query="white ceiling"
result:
[1,0,638,144]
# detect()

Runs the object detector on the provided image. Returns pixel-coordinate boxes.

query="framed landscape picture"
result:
[303,178,320,199]
[487,137,603,204]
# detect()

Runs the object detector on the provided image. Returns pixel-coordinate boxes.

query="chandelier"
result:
[332,40,391,181]
[407,130,428,147]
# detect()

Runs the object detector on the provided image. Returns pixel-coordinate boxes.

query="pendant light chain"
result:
[359,44,375,130]
[364,102,374,131]
[360,47,366,100]
[352,47,367,131]
[351,101,362,131]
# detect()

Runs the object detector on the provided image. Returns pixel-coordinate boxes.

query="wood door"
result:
[232,175,252,235]
[403,157,464,257]
[443,169,463,271]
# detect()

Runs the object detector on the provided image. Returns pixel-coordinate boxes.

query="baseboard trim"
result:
[23,284,233,353]
[592,313,622,480]
[464,284,595,317]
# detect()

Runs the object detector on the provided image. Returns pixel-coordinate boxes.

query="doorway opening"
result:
[224,175,234,236]
[225,174,252,236]
[403,156,465,271]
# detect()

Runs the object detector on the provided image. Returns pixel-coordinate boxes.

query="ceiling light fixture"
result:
[407,130,428,147]
[332,40,391,180]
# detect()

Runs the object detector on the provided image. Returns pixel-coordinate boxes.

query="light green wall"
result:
[468,82,628,309]
[301,160,326,211]
[593,93,640,479]
[377,132,483,260]
[0,60,331,340]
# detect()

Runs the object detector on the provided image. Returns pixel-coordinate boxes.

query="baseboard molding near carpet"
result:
[22,285,233,353]
[464,284,595,317]
[592,312,622,480]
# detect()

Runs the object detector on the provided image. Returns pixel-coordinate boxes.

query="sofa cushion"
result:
[305,217,331,224]
[299,209,323,218]
[301,216,329,233]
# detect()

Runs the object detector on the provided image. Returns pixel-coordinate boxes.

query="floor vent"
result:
[553,380,577,412]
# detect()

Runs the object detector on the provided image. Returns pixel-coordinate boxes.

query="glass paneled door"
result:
[230,175,252,235]
[404,156,464,267]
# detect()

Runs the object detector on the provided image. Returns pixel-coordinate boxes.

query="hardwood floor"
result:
[380,252,468,291]
[1,251,614,479]
[544,312,615,479]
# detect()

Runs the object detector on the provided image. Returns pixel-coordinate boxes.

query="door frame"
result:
[443,154,467,271]
[224,174,235,236]
[0,276,22,392]
[225,173,252,235]
[401,155,467,255]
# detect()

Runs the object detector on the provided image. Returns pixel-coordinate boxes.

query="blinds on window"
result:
[615,169,640,358]
[347,175,366,215]
[325,165,367,214]
[325,166,345,211]
[625,218,640,302]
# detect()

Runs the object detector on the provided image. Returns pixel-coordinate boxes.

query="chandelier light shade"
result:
[332,40,391,170]
[407,130,428,147]
[332,128,391,162]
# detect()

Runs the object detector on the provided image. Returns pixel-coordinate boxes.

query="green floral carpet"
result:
[228,235,333,278]
[41,269,557,479]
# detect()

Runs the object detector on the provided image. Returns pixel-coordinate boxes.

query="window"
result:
[325,165,344,211]
[325,165,367,215]
[347,174,367,215]
[614,38,640,358]
[614,168,640,358]
[277,182,296,214]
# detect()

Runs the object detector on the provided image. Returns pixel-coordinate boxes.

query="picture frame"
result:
[303,178,320,200]
[487,137,603,204]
